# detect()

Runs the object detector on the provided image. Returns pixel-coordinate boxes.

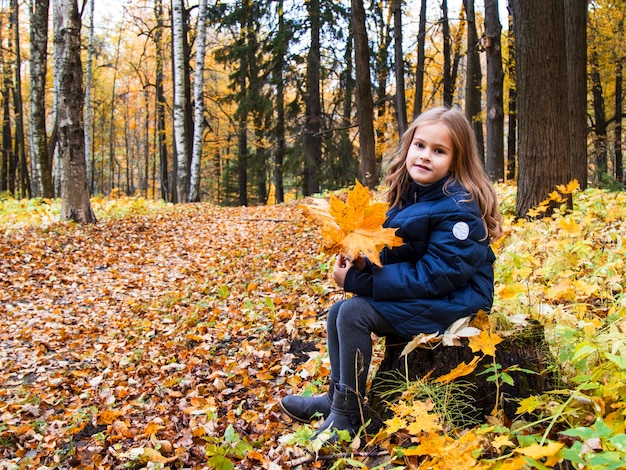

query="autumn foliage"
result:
[300,180,403,266]
[1,182,626,468]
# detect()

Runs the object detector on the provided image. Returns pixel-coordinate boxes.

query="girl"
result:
[281,107,503,437]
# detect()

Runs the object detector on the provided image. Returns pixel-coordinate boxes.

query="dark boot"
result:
[315,385,363,438]
[280,380,335,423]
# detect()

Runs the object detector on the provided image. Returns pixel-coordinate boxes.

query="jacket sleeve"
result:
[371,203,490,301]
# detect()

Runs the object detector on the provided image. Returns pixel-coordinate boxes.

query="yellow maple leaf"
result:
[406,411,442,435]
[435,356,481,384]
[404,434,453,456]
[383,415,407,434]
[514,441,564,460]
[468,329,503,357]
[558,217,582,235]
[492,434,515,450]
[516,395,541,415]
[301,180,403,266]
[556,179,579,194]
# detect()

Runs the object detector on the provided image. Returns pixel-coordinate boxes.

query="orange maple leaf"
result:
[434,356,481,383]
[301,180,403,266]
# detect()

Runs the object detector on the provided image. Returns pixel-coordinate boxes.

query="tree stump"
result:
[368,320,555,424]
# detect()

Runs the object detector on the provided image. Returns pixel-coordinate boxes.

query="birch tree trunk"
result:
[84,0,94,193]
[53,0,96,223]
[29,0,52,198]
[590,47,607,184]
[189,0,208,203]
[108,26,121,194]
[172,0,189,203]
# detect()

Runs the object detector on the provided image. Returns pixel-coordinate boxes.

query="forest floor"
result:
[1,185,626,469]
[0,201,351,468]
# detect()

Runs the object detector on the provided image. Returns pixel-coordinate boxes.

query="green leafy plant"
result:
[204,424,253,470]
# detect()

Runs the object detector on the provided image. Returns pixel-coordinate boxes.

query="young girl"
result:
[281,107,503,437]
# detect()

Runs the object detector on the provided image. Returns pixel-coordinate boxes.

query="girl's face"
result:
[405,122,454,186]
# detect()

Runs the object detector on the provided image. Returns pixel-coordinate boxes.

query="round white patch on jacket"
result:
[452,221,470,240]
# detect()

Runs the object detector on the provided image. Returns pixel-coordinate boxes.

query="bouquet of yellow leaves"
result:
[300,180,403,266]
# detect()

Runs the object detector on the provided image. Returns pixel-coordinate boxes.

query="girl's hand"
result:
[333,254,353,288]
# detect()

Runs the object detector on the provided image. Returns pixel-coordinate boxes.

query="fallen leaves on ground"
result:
[3,182,626,469]
[0,203,340,468]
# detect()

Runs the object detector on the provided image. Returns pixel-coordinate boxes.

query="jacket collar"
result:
[407,174,451,204]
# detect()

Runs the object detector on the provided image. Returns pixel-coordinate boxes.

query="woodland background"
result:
[0,0,623,219]
[2,0,626,468]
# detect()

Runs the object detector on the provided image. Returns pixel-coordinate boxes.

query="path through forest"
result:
[0,203,338,468]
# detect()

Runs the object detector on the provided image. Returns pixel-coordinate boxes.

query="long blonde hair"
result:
[384,107,503,241]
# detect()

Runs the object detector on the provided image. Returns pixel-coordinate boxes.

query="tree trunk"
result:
[352,0,378,189]
[53,0,96,224]
[107,24,122,195]
[506,14,517,181]
[2,82,14,194]
[369,322,554,423]
[565,0,588,190]
[442,0,453,107]
[84,0,94,194]
[189,0,208,203]
[413,0,427,118]
[154,0,169,201]
[143,86,150,197]
[590,48,607,185]
[510,0,571,218]
[303,0,321,196]
[172,0,189,203]
[272,0,286,204]
[12,0,28,199]
[484,0,505,181]
[393,0,407,136]
[29,0,53,199]
[618,14,626,185]
[338,26,356,188]
[616,61,624,184]
[464,0,484,160]
[372,2,391,124]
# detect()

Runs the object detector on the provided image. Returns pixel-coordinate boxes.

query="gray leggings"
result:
[327,297,397,396]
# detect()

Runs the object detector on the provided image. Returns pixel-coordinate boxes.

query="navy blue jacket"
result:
[344,175,495,337]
